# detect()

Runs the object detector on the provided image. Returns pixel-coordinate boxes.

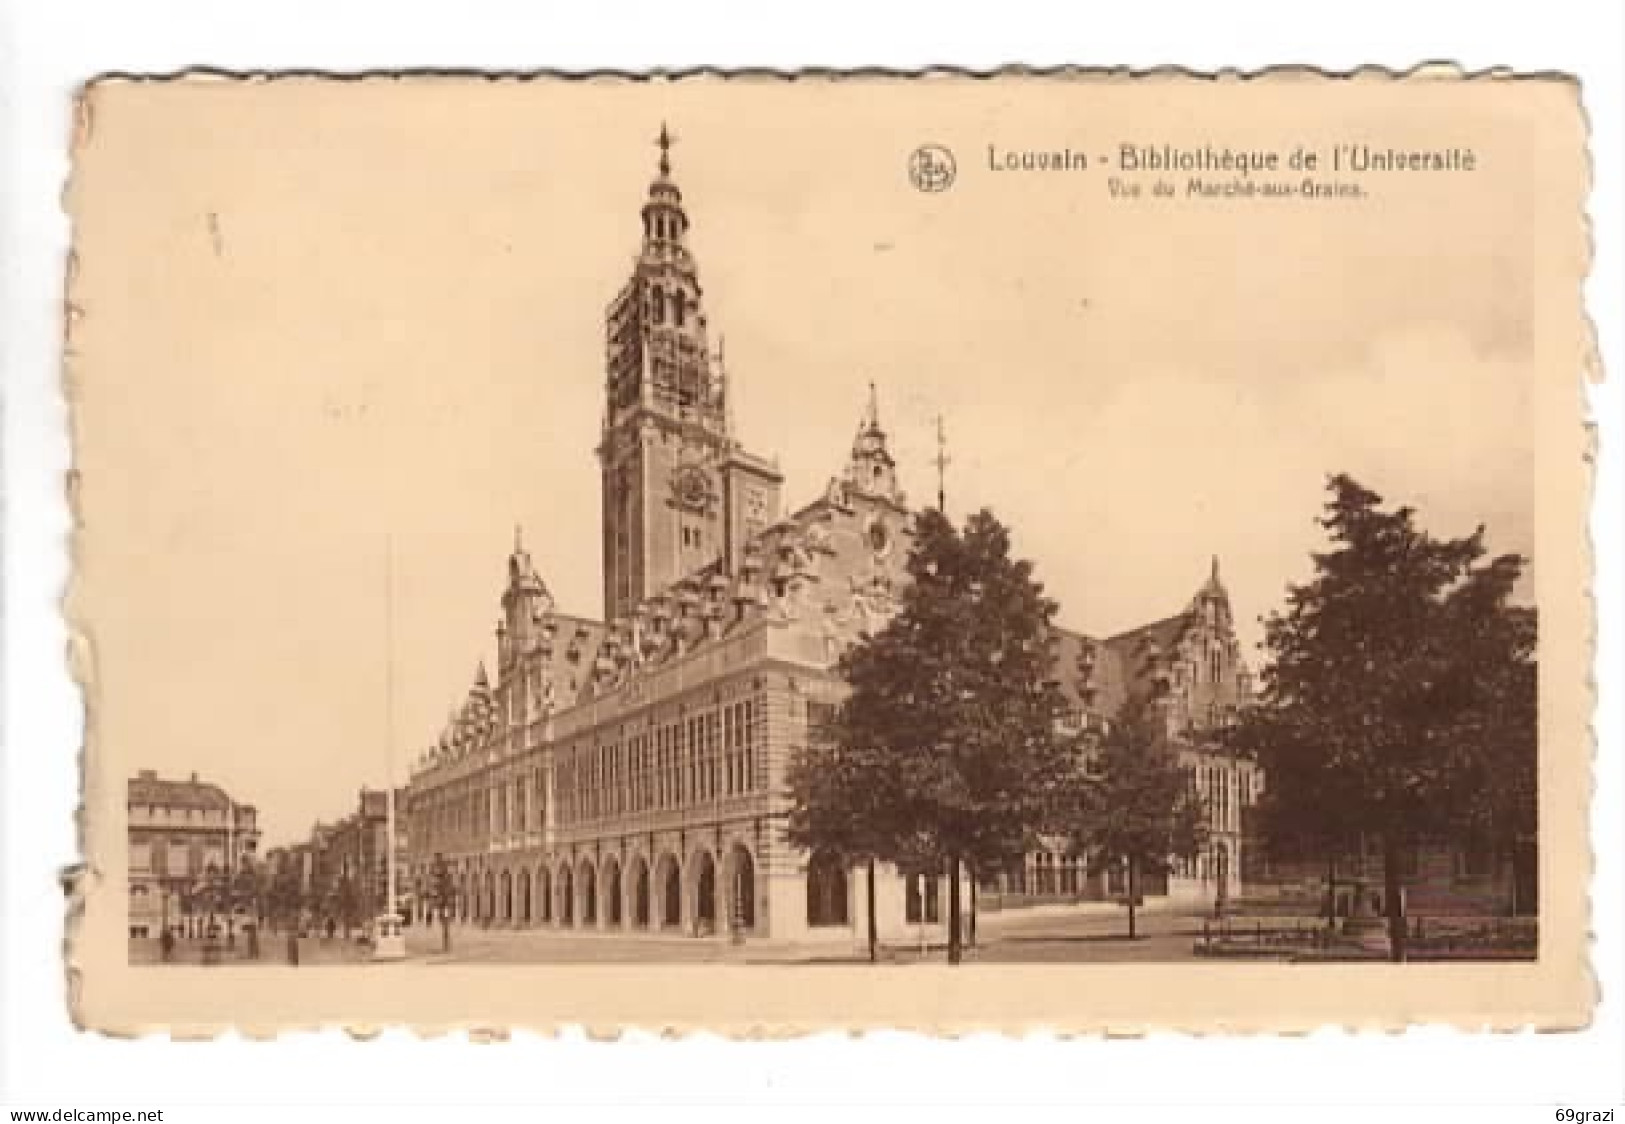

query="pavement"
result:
[384,904,1211,965]
[129,906,1526,966]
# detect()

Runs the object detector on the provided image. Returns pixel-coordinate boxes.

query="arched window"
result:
[651,286,665,324]
[806,852,849,927]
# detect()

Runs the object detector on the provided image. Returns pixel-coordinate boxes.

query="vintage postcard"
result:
[66,71,1594,1035]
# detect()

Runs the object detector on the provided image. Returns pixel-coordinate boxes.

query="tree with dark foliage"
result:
[1061,699,1207,939]
[785,723,895,962]
[430,852,457,953]
[1231,474,1535,961]
[787,507,1074,964]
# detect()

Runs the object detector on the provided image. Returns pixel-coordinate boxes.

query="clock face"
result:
[744,487,767,520]
[674,466,708,508]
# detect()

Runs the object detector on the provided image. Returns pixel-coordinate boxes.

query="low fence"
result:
[1193,914,1538,961]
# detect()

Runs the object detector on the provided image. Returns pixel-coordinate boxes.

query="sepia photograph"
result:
[64,73,1591,1032]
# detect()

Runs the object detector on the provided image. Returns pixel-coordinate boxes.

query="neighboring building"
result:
[403,130,1258,943]
[996,560,1262,911]
[315,787,411,926]
[127,770,261,939]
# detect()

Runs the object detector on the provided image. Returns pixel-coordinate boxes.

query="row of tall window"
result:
[1173,845,1233,884]
[1184,761,1258,835]
[490,767,547,838]
[996,852,1086,896]
[415,785,490,852]
[1030,851,1086,896]
[127,840,222,877]
[558,696,762,826]
[128,805,228,823]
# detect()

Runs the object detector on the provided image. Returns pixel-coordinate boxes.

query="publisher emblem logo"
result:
[909,144,957,193]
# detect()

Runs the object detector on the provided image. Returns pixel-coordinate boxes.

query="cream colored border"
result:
[64,68,1596,1036]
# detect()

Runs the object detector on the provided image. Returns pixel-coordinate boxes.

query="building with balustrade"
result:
[402,129,1260,944]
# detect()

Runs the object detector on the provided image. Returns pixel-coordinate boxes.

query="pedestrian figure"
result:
[325,917,336,941]
[286,929,300,966]
[246,923,260,960]
[159,927,175,963]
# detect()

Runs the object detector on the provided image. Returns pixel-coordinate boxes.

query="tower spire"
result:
[656,121,675,177]
[842,383,902,505]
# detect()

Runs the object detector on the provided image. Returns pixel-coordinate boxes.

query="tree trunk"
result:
[1325,853,1338,933]
[1383,833,1407,963]
[1126,856,1139,940]
[1506,845,1518,917]
[968,867,978,949]
[865,858,878,964]
[947,855,963,965]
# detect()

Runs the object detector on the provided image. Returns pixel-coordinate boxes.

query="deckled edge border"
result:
[58,62,1601,1043]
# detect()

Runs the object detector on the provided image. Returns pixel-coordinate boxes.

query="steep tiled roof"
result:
[1104,613,1193,698]
[1103,613,1190,660]
[1050,625,1131,720]
[547,613,609,707]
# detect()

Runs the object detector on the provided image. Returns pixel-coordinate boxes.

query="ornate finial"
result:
[514,523,524,555]
[866,381,880,430]
[1211,554,1221,584]
[656,122,675,176]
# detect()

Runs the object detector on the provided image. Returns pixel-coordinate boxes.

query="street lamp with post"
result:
[374,533,407,961]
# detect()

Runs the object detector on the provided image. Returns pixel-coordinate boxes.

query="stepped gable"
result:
[1083,556,1252,739]
[574,483,913,700]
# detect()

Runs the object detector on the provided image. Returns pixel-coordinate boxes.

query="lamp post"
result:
[374,533,408,961]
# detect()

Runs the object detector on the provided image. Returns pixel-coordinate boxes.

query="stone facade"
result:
[403,132,1260,943]
[127,769,260,939]
[991,560,1262,912]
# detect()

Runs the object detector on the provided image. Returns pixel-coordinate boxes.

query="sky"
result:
[71,78,1539,846]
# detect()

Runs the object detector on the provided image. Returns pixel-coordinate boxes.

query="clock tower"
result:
[598,126,781,621]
